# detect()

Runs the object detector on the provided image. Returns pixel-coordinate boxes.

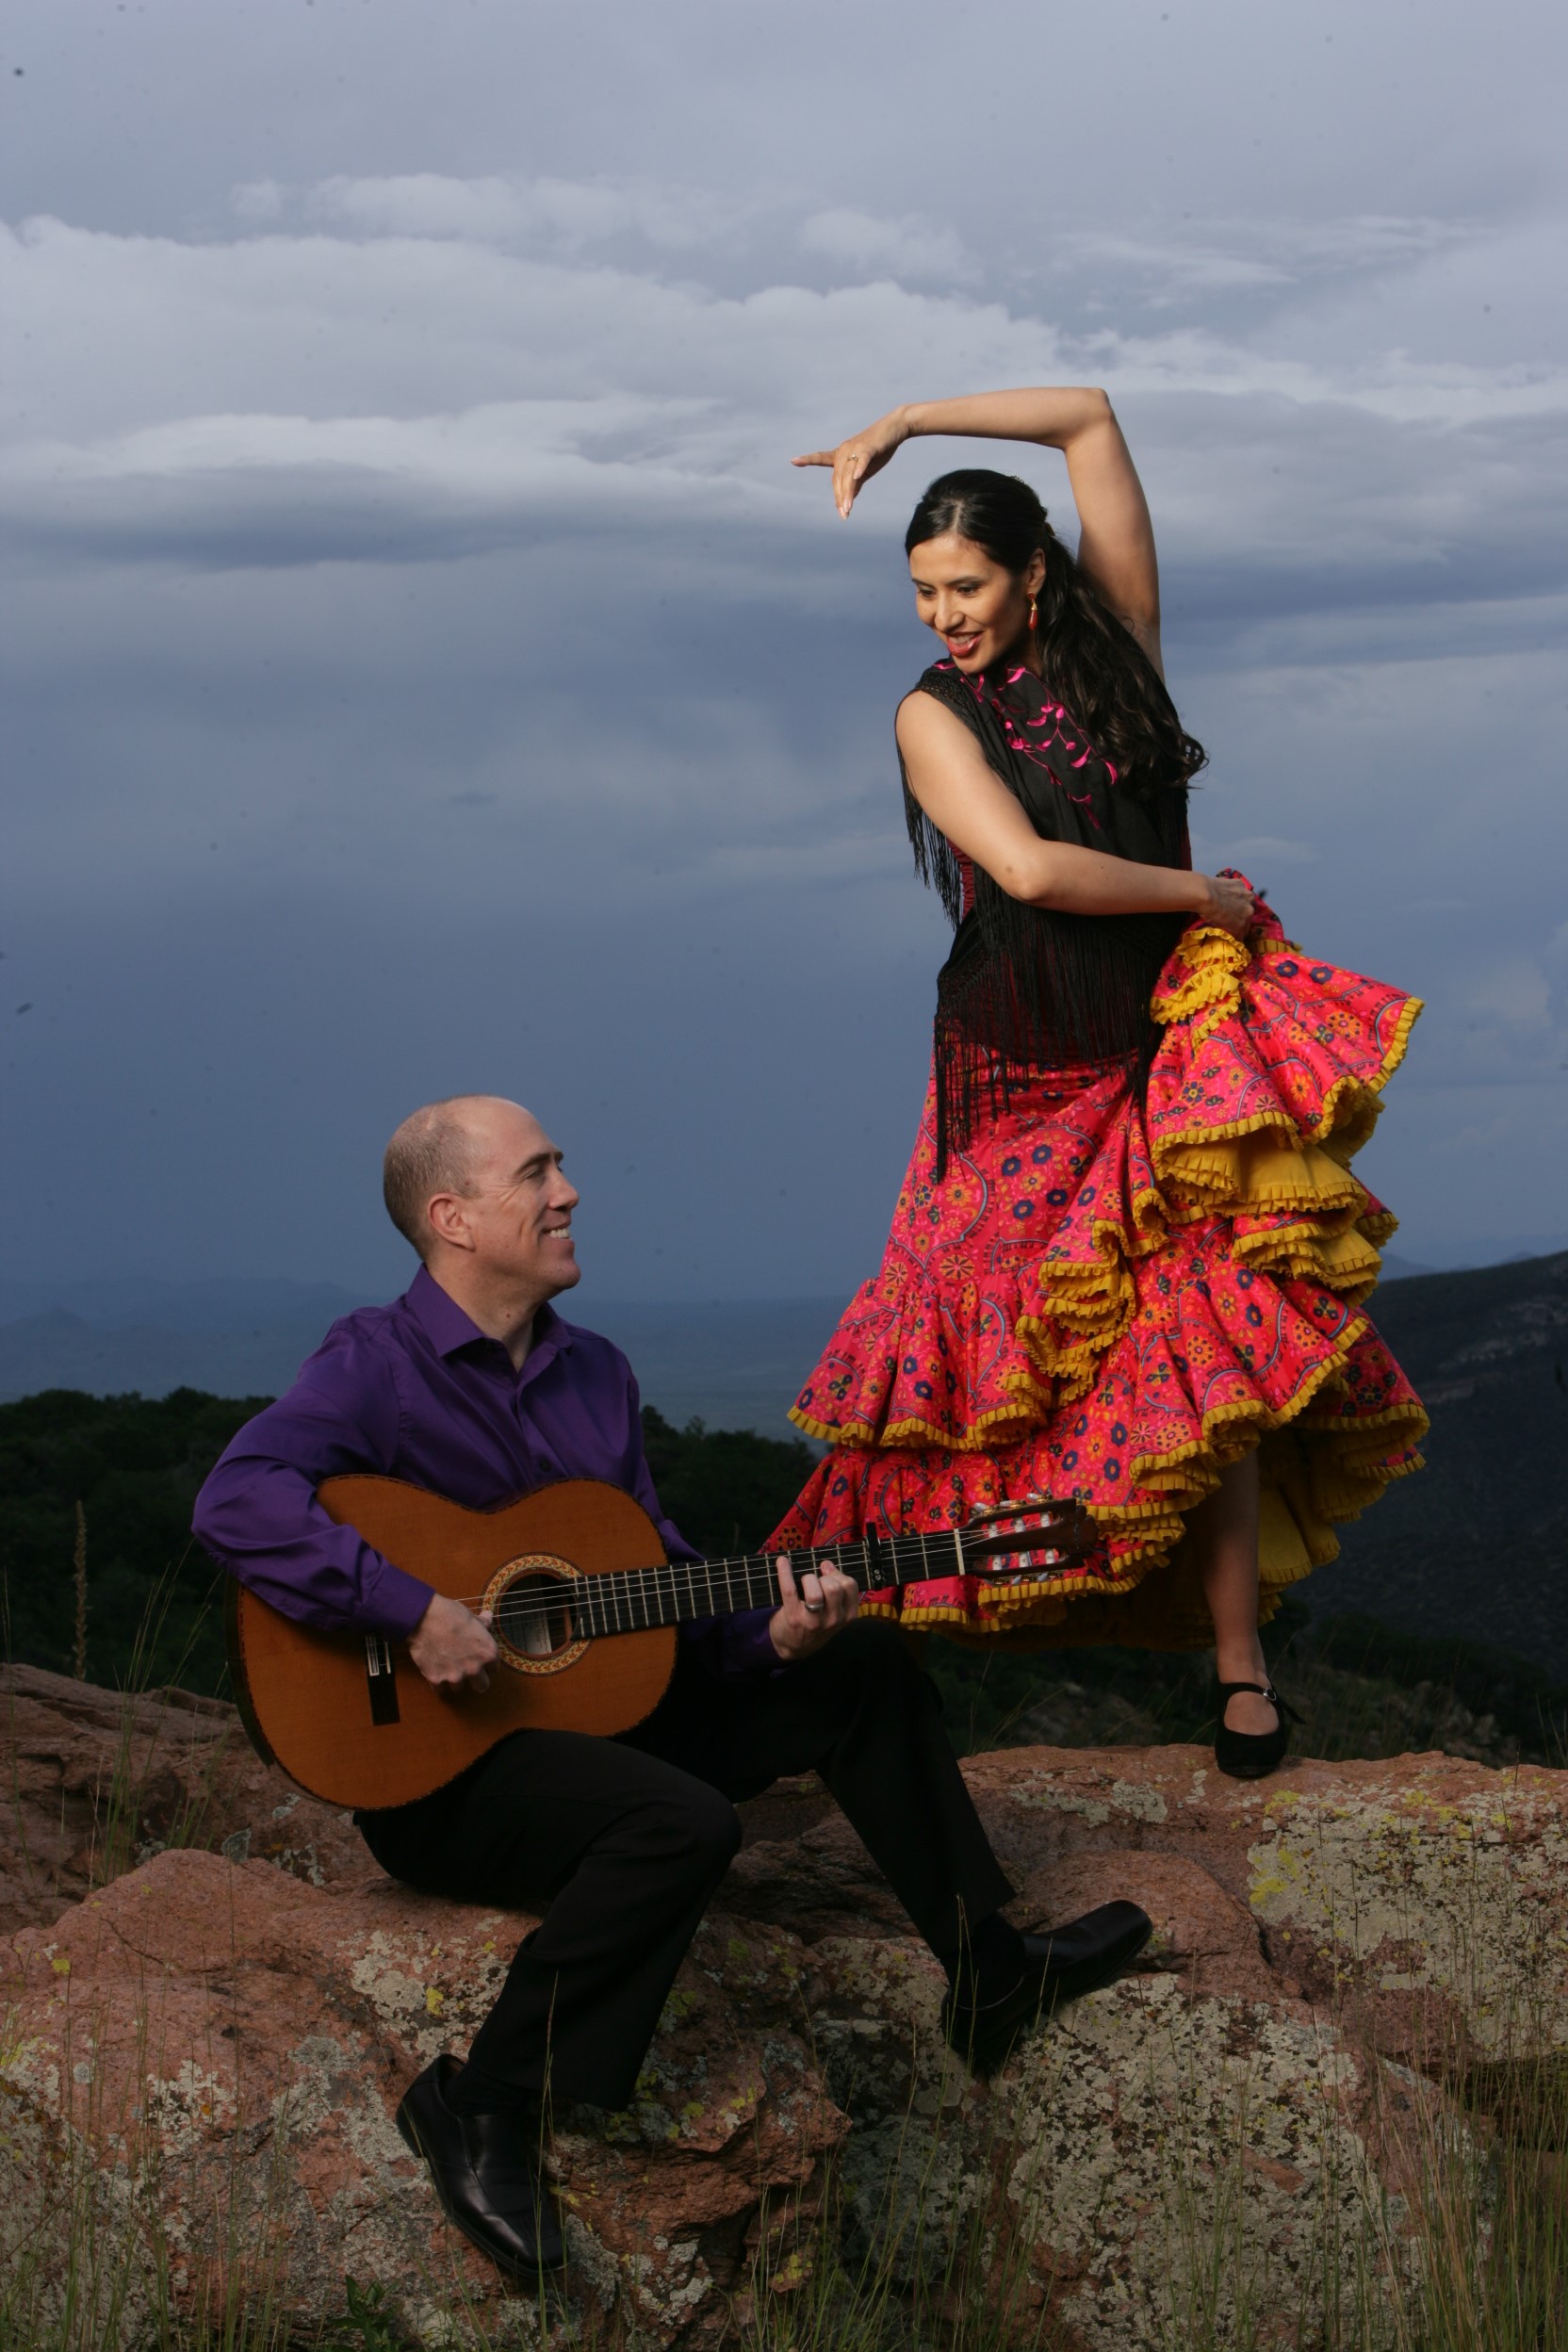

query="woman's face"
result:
[907,531,1044,674]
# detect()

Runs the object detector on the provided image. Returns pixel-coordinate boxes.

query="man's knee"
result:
[689,1780,745,1869]
[644,1776,743,1877]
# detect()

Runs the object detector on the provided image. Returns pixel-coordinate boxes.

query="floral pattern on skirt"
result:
[768,900,1428,1649]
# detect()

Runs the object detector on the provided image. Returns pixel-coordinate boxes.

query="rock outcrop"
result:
[727,1743,1568,2066]
[0,1663,364,1936]
[1,1848,837,2347]
[4,1668,1565,2348]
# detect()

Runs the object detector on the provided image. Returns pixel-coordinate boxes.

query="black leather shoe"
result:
[1214,1679,1300,1780]
[943,1900,1152,2078]
[396,2055,565,2279]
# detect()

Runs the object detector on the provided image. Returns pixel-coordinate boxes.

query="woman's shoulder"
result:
[898,678,974,749]
[908,657,975,701]
[899,661,984,732]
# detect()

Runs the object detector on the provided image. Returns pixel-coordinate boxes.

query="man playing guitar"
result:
[194,1094,1152,2283]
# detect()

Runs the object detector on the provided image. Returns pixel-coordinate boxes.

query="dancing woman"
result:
[768,387,1428,1778]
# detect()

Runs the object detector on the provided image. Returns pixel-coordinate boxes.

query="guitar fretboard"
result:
[497,1527,975,1642]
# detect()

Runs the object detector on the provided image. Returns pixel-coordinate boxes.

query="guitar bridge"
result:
[365,1634,400,1726]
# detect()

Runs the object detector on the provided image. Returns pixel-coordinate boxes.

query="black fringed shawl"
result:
[902,659,1190,1174]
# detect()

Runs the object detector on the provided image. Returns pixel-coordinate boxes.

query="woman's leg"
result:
[1192,1450,1279,1733]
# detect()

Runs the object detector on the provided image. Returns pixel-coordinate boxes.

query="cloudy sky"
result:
[4,0,1564,1308]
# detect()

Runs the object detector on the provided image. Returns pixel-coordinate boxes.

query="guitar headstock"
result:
[959,1494,1096,1576]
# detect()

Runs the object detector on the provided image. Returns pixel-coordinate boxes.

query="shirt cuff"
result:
[720,1606,785,1674]
[364,1558,436,1640]
[678,1605,784,1678]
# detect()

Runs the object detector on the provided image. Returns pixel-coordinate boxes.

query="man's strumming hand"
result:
[768,1557,859,1662]
[408,1593,498,1695]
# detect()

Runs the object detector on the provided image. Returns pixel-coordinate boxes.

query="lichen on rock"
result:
[4,1675,1563,2348]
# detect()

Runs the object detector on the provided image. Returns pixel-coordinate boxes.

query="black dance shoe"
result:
[943,1900,1153,2079]
[1214,1679,1300,1780]
[396,2054,565,2280]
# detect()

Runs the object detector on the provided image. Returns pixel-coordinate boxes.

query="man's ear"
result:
[425,1192,477,1253]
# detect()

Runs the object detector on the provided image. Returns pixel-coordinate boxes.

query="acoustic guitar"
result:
[227,1476,1090,1809]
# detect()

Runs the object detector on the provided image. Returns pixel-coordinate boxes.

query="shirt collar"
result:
[404,1264,573,1371]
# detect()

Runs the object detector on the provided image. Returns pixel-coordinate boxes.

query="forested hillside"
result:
[1308,1250,1568,1671]
[3,1253,1562,1763]
[0,1389,818,1697]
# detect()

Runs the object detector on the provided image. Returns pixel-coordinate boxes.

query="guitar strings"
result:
[441,1527,1074,1630]
[445,1524,1074,1612]
[444,1535,1053,1611]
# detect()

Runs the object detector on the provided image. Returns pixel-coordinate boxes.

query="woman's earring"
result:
[1028,596,1038,635]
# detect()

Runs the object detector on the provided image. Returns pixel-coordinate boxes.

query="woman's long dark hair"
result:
[905,468,1205,797]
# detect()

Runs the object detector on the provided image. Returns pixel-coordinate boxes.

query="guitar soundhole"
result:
[483,1555,590,1677]
[498,1578,575,1657]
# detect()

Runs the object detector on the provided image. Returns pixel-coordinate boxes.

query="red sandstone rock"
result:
[0,1846,843,2344]
[5,1677,1562,2348]
[731,1744,1568,2061]
[0,1664,365,1936]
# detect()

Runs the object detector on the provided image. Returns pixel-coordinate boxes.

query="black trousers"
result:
[356,1619,1012,2110]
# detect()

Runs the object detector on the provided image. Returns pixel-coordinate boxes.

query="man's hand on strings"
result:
[409,1592,498,1695]
[793,408,909,517]
[768,1557,860,1660]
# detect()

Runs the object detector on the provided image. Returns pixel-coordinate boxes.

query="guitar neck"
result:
[566,1527,970,1642]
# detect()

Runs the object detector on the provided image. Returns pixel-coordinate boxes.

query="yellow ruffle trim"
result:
[1231,1217,1383,1301]
[788,925,1426,1544]
[1149,923,1250,1035]
[1152,931,1425,1145]
[790,1147,1399,1453]
[788,930,1430,1646]
[846,1335,1438,1646]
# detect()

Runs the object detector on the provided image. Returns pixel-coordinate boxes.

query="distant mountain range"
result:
[1301,1251,1568,1676]
[0,1276,374,1334]
[3,1256,1563,1674]
[0,1254,1473,1426]
[0,1279,846,1443]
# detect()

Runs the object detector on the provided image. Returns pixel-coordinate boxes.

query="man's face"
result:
[443,1102,581,1299]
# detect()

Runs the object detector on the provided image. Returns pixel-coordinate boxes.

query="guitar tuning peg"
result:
[960,1490,1098,1573]
[966,1492,1087,1528]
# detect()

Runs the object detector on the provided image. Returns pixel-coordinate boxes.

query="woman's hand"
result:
[792,408,909,517]
[1191,872,1257,939]
[768,1556,860,1660]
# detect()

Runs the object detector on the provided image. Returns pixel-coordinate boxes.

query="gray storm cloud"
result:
[2,0,1564,1297]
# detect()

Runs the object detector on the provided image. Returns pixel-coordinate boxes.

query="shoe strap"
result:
[1217,1679,1303,1725]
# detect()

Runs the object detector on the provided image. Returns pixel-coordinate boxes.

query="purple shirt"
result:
[192,1266,780,1675]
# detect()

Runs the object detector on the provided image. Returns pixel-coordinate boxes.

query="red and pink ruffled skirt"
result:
[767,902,1428,1648]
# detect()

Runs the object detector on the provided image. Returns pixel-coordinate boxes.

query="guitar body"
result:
[227,1477,678,1811]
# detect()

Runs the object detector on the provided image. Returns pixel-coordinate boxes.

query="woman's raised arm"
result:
[794,387,1161,663]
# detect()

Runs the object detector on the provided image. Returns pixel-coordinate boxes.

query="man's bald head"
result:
[383,1095,580,1348]
[383,1094,527,1259]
